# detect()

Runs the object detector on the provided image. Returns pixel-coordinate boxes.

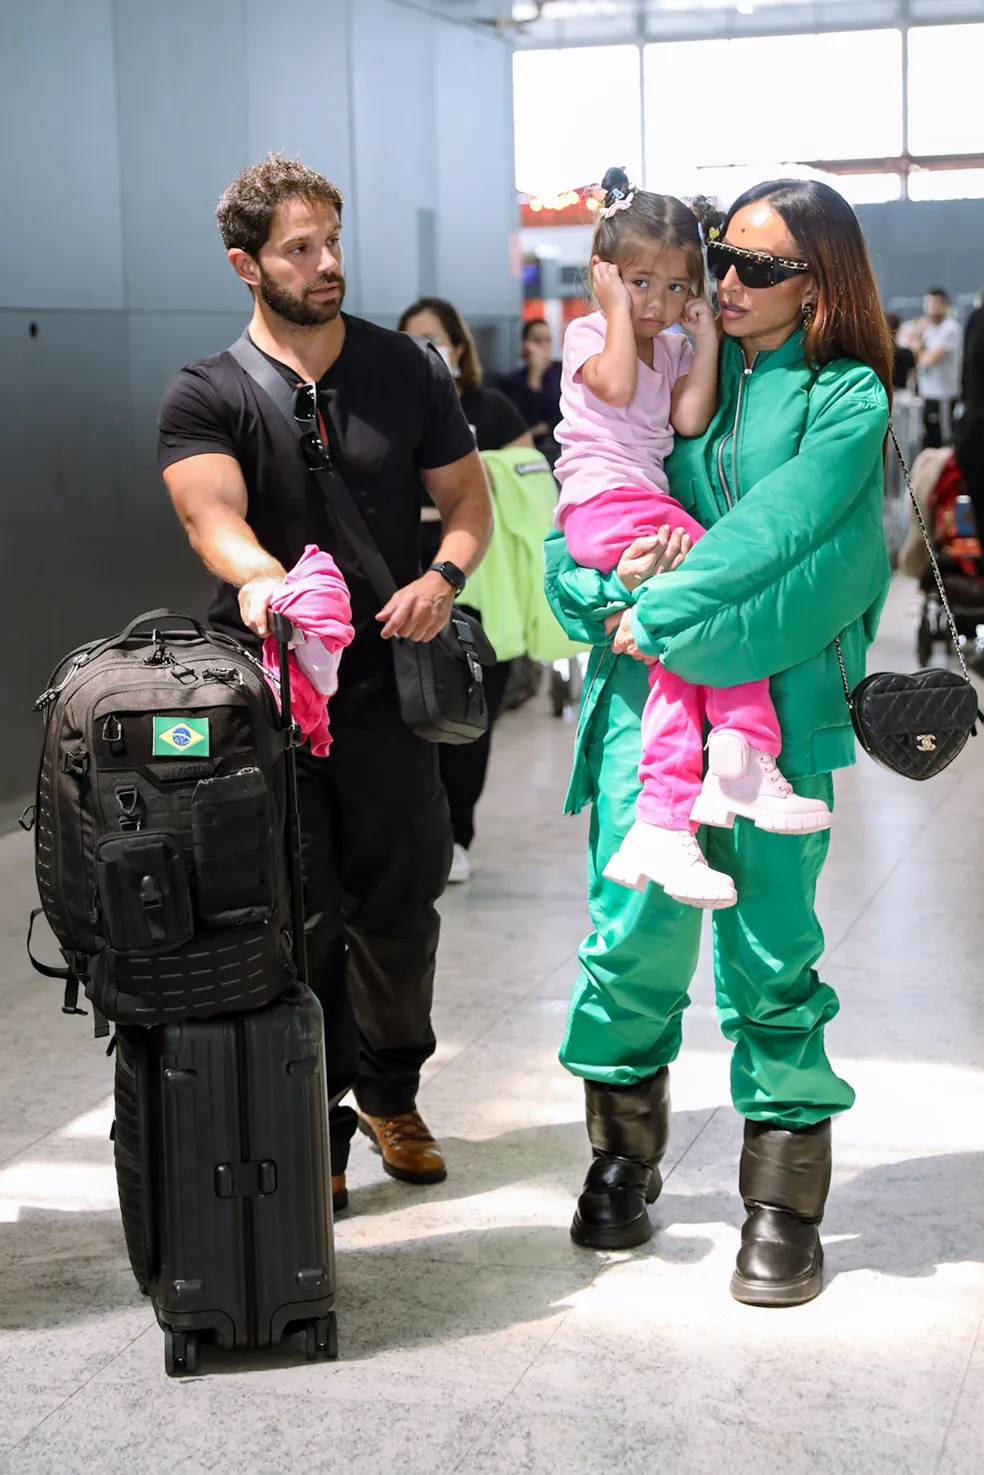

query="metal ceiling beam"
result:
[504,1,984,48]
[801,151,984,173]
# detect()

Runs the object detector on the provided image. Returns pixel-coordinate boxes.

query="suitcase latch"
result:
[214,1160,278,1198]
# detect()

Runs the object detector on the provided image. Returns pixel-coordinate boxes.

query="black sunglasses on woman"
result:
[706,238,810,290]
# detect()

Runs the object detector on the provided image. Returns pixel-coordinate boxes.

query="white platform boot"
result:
[603,822,737,909]
[690,732,833,835]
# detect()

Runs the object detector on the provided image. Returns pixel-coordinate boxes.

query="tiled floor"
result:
[1,579,983,1474]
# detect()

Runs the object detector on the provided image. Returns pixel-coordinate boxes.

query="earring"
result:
[803,300,817,326]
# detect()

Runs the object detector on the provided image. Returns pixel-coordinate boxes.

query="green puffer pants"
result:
[560,681,855,1129]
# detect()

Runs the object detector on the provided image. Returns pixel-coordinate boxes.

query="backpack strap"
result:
[26,907,98,1025]
[227,333,401,608]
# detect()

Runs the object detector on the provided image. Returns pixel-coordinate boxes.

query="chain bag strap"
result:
[834,422,971,703]
[835,422,981,780]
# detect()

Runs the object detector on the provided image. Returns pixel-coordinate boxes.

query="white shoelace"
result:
[759,752,793,796]
[680,834,707,867]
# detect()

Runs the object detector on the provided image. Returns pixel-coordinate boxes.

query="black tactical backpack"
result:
[26,610,295,1030]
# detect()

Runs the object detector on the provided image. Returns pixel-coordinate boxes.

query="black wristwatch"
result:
[429,560,467,594]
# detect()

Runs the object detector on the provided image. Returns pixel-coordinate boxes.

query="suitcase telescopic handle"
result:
[268,611,309,987]
[268,613,295,731]
[269,611,294,645]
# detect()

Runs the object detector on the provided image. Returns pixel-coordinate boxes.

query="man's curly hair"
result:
[216,153,344,256]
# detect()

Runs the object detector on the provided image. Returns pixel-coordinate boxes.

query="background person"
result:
[399,296,531,885]
[886,311,917,392]
[501,318,564,466]
[961,285,984,419]
[916,286,963,446]
[159,156,492,1201]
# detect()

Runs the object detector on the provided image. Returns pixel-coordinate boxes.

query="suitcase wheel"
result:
[305,1313,338,1362]
[164,1329,198,1378]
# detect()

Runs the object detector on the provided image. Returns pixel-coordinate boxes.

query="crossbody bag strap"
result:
[835,418,972,706]
[227,333,399,606]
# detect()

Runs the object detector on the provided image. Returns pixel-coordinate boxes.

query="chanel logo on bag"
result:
[915,734,937,752]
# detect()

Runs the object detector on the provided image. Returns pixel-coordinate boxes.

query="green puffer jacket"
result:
[544,329,891,813]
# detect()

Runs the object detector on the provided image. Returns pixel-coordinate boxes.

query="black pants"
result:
[297,716,453,1172]
[923,398,956,449]
[439,658,512,850]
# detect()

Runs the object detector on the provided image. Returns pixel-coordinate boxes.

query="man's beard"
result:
[258,268,346,326]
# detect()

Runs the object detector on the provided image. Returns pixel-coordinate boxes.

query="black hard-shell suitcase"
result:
[114,984,336,1374]
[111,613,337,1375]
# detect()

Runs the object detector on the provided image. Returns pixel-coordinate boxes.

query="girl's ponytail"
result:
[689,195,726,242]
[600,166,633,214]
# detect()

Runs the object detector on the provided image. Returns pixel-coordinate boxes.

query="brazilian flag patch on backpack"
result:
[152,716,210,757]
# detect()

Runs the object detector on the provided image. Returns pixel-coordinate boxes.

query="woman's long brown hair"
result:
[718,179,894,403]
[398,296,483,394]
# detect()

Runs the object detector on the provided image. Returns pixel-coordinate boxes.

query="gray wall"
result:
[858,198,984,318]
[0,0,519,806]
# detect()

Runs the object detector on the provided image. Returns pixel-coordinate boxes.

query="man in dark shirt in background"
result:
[158,155,492,1205]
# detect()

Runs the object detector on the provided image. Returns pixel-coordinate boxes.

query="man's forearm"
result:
[434,504,492,576]
[428,464,494,576]
[183,505,285,588]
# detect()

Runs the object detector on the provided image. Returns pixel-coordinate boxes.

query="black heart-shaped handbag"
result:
[835,424,982,781]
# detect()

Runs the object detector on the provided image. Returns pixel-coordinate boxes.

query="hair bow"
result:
[599,191,634,220]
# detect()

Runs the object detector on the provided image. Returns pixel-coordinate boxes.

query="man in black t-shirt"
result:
[159,155,492,1204]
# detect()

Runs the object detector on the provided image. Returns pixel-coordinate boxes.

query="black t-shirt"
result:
[158,314,475,718]
[499,362,563,434]
[459,384,528,453]
[892,346,916,391]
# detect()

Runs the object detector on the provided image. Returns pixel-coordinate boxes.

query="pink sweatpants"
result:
[562,486,781,831]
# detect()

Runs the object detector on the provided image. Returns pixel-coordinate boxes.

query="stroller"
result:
[900,448,984,666]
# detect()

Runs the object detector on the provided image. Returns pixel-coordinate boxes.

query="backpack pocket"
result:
[95,831,194,954]
[191,767,276,926]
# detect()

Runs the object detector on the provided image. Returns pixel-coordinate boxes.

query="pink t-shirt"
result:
[553,312,694,526]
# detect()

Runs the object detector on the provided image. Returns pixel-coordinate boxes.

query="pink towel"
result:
[262,545,354,758]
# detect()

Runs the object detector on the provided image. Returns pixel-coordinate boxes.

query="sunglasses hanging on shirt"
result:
[292,382,333,471]
[706,239,811,290]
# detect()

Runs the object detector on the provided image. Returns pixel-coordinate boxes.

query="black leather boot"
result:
[570,1069,671,1250]
[730,1118,832,1307]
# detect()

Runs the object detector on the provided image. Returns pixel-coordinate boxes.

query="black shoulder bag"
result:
[836,423,982,780]
[228,333,494,745]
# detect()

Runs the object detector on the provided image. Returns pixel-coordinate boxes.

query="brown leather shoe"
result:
[331,1173,348,1213]
[358,1111,447,1184]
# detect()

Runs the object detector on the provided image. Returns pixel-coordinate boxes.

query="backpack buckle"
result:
[61,959,90,1018]
[61,748,90,778]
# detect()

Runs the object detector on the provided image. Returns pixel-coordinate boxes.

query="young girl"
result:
[554,168,832,909]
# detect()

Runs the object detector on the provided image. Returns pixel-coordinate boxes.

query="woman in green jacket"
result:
[544,179,894,1306]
